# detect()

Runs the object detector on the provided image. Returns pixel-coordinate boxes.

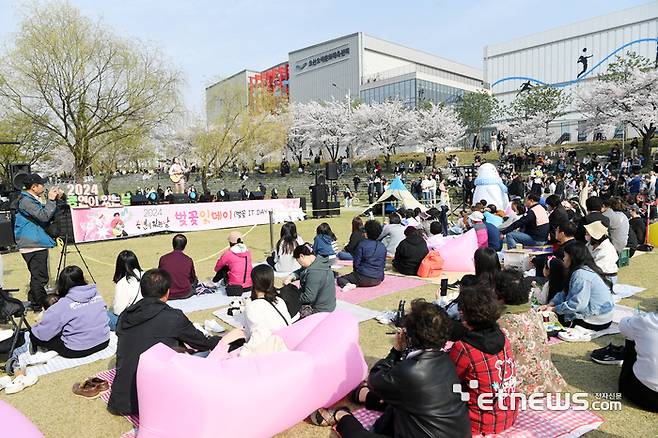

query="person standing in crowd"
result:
[109,269,220,416]
[168,157,187,194]
[158,234,197,300]
[13,174,61,310]
[500,194,549,248]
[337,220,387,291]
[337,217,365,261]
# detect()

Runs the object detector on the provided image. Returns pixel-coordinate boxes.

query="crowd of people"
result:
[5,142,658,436]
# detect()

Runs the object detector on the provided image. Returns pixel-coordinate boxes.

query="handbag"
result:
[417,250,444,278]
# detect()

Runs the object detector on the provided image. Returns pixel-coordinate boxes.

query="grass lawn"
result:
[1,213,656,437]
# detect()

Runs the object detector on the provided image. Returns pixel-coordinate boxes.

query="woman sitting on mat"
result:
[337,216,365,261]
[213,231,253,294]
[378,213,406,257]
[267,222,305,273]
[29,265,110,358]
[495,269,566,395]
[309,299,471,437]
[337,220,387,292]
[539,242,614,342]
[584,221,619,285]
[392,226,428,276]
[474,247,501,287]
[108,250,143,331]
[283,244,336,318]
[217,264,292,357]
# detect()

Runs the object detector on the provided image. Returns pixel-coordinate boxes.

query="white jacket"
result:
[619,312,658,392]
[242,297,292,356]
[112,269,143,315]
[274,236,305,273]
[588,239,619,275]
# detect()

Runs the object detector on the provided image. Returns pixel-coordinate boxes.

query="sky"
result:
[0,0,651,115]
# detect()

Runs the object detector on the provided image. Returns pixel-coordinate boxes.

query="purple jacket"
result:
[31,284,110,351]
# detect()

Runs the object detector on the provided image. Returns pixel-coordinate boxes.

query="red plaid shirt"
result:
[449,336,519,435]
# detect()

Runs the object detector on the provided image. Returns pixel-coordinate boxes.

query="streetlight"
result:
[331,83,351,102]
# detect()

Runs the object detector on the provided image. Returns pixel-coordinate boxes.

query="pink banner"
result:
[70,199,302,243]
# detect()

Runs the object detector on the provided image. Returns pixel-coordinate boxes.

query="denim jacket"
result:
[551,266,614,322]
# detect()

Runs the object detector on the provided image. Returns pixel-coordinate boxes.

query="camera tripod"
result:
[55,234,96,284]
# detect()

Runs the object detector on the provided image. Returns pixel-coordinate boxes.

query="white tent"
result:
[363,176,427,214]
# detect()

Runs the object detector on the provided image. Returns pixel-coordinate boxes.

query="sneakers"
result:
[558,325,594,342]
[591,343,625,365]
[0,375,12,391]
[193,322,210,337]
[4,374,39,394]
[204,319,226,334]
[23,350,59,366]
[341,283,357,292]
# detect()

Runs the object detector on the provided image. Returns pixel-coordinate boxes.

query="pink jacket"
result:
[214,244,253,288]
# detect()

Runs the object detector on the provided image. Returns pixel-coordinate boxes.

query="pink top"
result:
[214,247,253,288]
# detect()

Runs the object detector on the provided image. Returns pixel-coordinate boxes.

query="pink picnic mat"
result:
[336,275,428,304]
[353,399,604,437]
[96,369,139,437]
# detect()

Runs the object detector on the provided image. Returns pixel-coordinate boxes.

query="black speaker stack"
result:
[9,164,31,191]
[0,210,15,247]
[325,162,339,180]
[310,184,329,218]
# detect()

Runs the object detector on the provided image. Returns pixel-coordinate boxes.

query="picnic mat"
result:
[547,323,620,346]
[95,369,139,437]
[14,332,118,378]
[337,275,428,304]
[213,300,382,328]
[167,288,246,313]
[352,401,604,437]
[612,284,646,302]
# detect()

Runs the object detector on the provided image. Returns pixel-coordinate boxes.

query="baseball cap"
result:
[228,231,242,244]
[23,173,46,189]
[584,221,608,240]
[468,211,484,222]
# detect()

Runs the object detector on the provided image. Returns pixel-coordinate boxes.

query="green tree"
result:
[509,86,570,122]
[456,90,500,149]
[0,2,181,181]
[0,112,55,184]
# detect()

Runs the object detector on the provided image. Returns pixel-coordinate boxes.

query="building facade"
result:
[205,32,485,123]
[484,1,658,142]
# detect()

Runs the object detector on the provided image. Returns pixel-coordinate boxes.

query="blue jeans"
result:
[107,310,118,332]
[337,251,353,261]
[505,231,545,248]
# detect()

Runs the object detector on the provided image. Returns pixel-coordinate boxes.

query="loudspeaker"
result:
[310,184,328,218]
[327,201,341,216]
[315,172,326,186]
[0,210,15,247]
[9,164,31,191]
[167,193,189,204]
[299,197,306,211]
[249,191,265,200]
[325,162,339,180]
[228,192,242,202]
[131,194,149,205]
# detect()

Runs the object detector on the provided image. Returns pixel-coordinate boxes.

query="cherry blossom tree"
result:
[294,100,351,162]
[576,53,657,165]
[351,100,413,170]
[406,103,465,166]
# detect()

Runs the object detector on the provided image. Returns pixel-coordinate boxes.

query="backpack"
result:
[417,250,444,278]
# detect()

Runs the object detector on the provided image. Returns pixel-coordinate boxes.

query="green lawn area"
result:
[1,213,656,437]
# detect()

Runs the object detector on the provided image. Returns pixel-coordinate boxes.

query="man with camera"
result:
[13,174,61,311]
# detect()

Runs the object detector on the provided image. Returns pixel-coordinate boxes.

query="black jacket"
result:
[393,234,428,276]
[630,217,645,246]
[369,348,471,438]
[108,297,220,415]
[344,229,365,255]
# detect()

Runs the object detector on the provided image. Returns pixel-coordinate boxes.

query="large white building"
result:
[289,32,484,108]
[205,32,485,123]
[484,1,658,142]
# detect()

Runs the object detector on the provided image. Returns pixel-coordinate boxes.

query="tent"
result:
[363,176,427,215]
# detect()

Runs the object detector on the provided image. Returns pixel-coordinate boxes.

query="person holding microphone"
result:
[13,174,61,311]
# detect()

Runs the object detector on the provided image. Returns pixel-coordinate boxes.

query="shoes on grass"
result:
[72,377,110,399]
[590,343,625,365]
[4,374,39,394]
[23,350,59,366]
[558,326,594,342]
